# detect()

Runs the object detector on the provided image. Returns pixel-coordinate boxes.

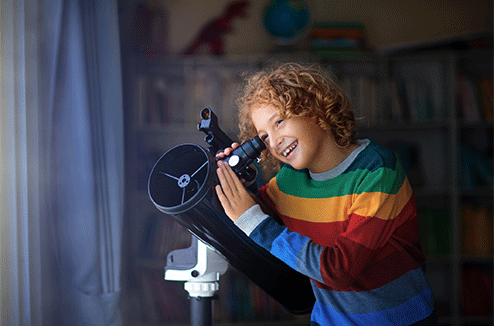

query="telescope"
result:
[148,108,315,323]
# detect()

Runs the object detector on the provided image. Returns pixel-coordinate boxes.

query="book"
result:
[460,143,494,187]
[457,74,482,123]
[461,263,493,316]
[461,203,493,257]
[389,79,407,121]
[139,214,159,259]
[476,76,493,123]
[340,75,378,123]
[418,207,450,256]
[393,60,446,122]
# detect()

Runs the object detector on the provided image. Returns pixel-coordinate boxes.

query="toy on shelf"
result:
[182,1,249,56]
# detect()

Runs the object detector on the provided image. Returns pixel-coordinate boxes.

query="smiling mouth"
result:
[282,141,298,157]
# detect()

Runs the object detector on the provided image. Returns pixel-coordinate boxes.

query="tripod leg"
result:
[190,296,213,326]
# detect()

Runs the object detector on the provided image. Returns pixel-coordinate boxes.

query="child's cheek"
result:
[268,148,279,158]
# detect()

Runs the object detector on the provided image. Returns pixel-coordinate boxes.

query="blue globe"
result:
[263,0,311,45]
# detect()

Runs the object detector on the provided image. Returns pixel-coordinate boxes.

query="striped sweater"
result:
[235,139,434,325]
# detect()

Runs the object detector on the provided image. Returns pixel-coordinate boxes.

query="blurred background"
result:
[119,1,492,325]
[0,0,492,325]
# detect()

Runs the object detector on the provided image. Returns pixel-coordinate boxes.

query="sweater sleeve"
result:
[235,204,328,284]
[235,164,415,289]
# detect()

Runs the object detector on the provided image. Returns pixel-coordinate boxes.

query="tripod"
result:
[165,235,229,326]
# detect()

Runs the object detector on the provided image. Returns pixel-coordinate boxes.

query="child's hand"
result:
[215,142,240,160]
[215,160,256,222]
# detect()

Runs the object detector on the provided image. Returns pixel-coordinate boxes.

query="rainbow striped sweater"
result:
[235,139,434,325]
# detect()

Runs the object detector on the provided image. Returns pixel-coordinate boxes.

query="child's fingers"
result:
[215,184,231,209]
[215,143,240,159]
[216,160,257,222]
[217,162,235,197]
[215,150,230,159]
[220,161,243,193]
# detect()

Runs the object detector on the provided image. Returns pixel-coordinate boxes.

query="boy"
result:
[215,63,436,325]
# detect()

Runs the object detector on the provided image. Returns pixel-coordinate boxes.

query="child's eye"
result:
[276,119,283,126]
[260,134,268,142]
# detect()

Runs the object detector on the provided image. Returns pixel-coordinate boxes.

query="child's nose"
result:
[270,133,283,150]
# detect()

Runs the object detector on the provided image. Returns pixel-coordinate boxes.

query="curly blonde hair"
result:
[237,62,357,170]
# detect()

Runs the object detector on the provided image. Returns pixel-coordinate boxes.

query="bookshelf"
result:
[380,50,493,326]
[121,49,493,326]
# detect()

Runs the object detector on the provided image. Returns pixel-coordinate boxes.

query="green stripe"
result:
[276,162,406,198]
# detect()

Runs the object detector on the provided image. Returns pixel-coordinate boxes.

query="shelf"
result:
[425,255,454,264]
[459,121,494,129]
[461,315,494,325]
[357,120,450,131]
[414,187,450,197]
[460,187,493,198]
[460,256,494,264]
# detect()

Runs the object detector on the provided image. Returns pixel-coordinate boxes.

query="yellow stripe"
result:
[266,177,413,223]
[266,178,352,223]
[353,180,412,220]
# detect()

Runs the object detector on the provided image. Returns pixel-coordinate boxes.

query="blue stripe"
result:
[252,219,325,283]
[250,218,286,252]
[312,287,434,326]
[271,229,311,270]
[313,268,432,314]
[346,139,398,173]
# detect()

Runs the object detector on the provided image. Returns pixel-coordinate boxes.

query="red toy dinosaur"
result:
[182,1,249,55]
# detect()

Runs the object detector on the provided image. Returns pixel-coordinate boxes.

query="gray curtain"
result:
[0,0,124,325]
[40,0,124,324]
[0,0,42,324]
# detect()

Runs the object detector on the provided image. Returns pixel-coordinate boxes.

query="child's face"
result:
[251,104,336,173]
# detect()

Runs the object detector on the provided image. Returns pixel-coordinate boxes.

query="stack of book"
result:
[310,22,368,57]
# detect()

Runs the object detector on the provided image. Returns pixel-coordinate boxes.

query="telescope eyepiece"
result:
[222,136,266,173]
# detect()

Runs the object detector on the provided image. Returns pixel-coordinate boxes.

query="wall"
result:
[151,0,493,55]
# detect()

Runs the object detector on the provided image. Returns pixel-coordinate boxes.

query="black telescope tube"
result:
[148,144,315,315]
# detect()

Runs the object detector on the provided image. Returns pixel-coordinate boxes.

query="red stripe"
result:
[344,195,417,249]
[258,183,284,224]
[355,245,424,290]
[281,217,349,247]
[318,240,424,291]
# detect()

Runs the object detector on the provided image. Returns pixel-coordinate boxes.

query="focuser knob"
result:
[227,155,240,168]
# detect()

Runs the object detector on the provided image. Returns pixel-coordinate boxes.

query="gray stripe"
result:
[310,139,370,181]
[234,204,270,236]
[295,240,324,283]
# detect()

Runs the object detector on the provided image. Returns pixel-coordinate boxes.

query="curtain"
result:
[1,0,124,325]
[0,0,42,324]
